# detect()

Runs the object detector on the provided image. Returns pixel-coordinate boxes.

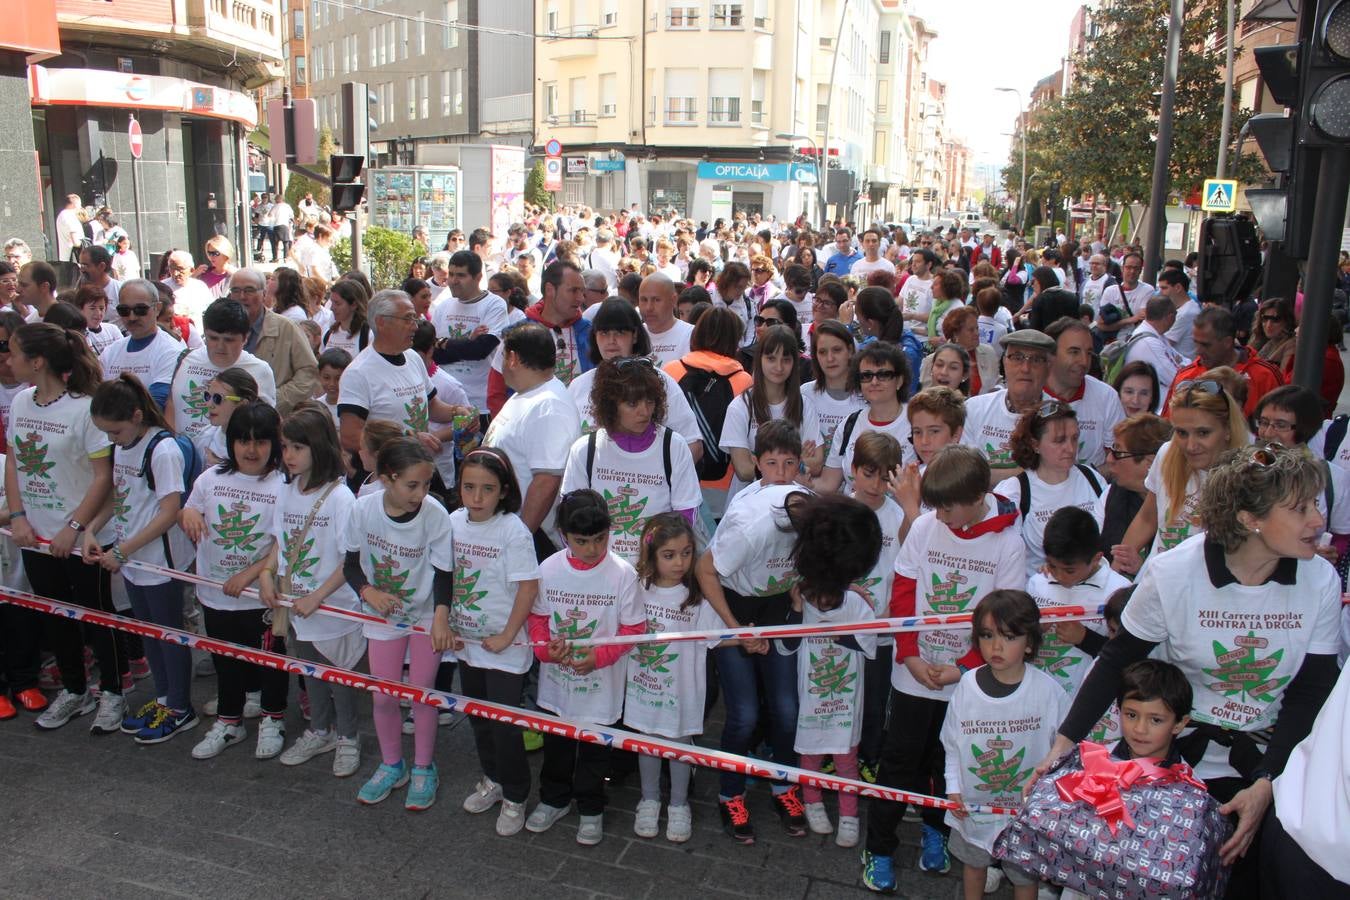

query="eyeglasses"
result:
[753,315,783,327]
[206,249,222,258]
[378,313,420,324]
[812,298,837,309]
[1004,351,1048,365]
[116,303,155,318]
[1255,416,1296,432]
[752,268,770,275]
[1176,378,1224,397]
[202,390,243,405]
[1260,314,1283,323]
[613,356,655,371]
[0,340,10,353]
[857,369,898,383]
[1034,400,1074,420]
[228,286,261,297]
[1104,445,1153,461]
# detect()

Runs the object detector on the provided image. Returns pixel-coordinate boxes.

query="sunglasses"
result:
[116,304,155,317]
[1034,400,1074,420]
[857,369,898,383]
[1260,314,1283,323]
[202,390,243,405]
[613,356,655,371]
[1248,442,1284,470]
[1104,445,1152,461]
[0,340,9,353]
[1176,378,1224,397]
[752,268,770,275]
[753,315,783,327]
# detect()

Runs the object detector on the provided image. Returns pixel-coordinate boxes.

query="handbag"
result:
[272,480,340,636]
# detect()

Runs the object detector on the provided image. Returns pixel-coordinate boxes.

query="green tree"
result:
[335,225,419,290]
[284,128,335,209]
[525,160,554,210]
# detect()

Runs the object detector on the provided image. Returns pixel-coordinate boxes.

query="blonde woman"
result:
[747,254,783,310]
[194,236,237,300]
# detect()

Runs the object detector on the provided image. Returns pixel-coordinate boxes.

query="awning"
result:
[29,65,258,129]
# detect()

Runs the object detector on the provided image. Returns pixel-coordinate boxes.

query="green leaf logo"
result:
[453,561,488,612]
[1201,632,1291,702]
[603,486,649,537]
[983,440,1014,468]
[928,571,977,615]
[968,740,1033,795]
[282,527,319,581]
[403,395,429,434]
[808,647,856,699]
[183,379,211,422]
[111,481,131,523]
[1034,631,1083,685]
[14,432,54,479]
[551,608,597,641]
[758,573,800,596]
[211,502,262,552]
[370,552,415,601]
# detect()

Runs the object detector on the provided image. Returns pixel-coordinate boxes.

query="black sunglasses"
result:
[613,356,655,371]
[857,369,898,383]
[753,315,783,327]
[116,303,155,318]
[1104,445,1152,461]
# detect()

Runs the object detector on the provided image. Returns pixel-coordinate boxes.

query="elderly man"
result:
[961,329,1057,481]
[1079,254,1114,315]
[640,273,693,365]
[3,239,31,269]
[164,250,213,328]
[337,289,472,455]
[98,279,186,408]
[427,251,453,305]
[1124,296,1189,403]
[579,269,609,319]
[226,268,318,415]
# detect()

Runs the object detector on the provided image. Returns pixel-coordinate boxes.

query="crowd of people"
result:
[0,204,1348,900]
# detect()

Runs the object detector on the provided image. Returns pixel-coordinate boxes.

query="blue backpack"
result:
[898,329,924,388]
[139,429,201,498]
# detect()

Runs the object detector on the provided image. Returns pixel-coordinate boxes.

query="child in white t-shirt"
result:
[200,367,260,466]
[525,489,645,846]
[891,386,967,545]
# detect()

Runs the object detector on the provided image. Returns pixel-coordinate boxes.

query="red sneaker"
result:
[14,688,48,712]
[0,695,16,720]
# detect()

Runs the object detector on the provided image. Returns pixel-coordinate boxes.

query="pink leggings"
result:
[800,749,859,817]
[367,634,440,768]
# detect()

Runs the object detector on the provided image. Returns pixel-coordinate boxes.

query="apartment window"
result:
[383,82,393,124]
[441,71,451,116]
[546,1,559,33]
[601,0,618,26]
[407,77,417,118]
[387,24,396,64]
[327,42,335,80]
[543,82,558,118]
[667,3,698,28]
[294,56,306,85]
[599,73,617,117]
[570,76,588,123]
[453,68,464,114]
[312,48,322,81]
[379,25,388,65]
[664,68,697,124]
[445,0,460,48]
[293,9,304,38]
[816,83,829,132]
[570,0,587,29]
[751,69,766,124]
[879,30,891,65]
[877,79,888,115]
[752,0,768,28]
[401,19,410,61]
[347,34,356,73]
[708,68,741,124]
[418,13,426,54]
[420,74,429,118]
[369,27,377,66]
[711,2,743,27]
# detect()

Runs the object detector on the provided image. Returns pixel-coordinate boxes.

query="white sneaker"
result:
[985,867,1005,894]
[576,813,604,846]
[34,689,96,730]
[463,778,503,814]
[333,737,361,777]
[835,815,860,848]
[401,710,415,735]
[665,804,693,843]
[191,720,246,759]
[279,729,336,766]
[525,802,569,833]
[496,799,526,836]
[634,799,661,838]
[89,691,126,735]
[202,691,262,719]
[255,717,285,759]
[804,801,833,834]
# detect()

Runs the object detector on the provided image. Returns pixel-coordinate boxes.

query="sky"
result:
[908,0,1088,167]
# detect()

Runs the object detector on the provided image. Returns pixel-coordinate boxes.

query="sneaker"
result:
[918,823,951,874]
[0,695,16,720]
[333,737,361,777]
[129,657,151,680]
[134,707,199,745]
[194,655,216,678]
[577,813,604,846]
[14,688,48,713]
[525,802,569,833]
[496,799,526,836]
[438,710,454,725]
[666,804,693,843]
[255,717,285,759]
[38,659,61,691]
[804,801,832,835]
[401,710,415,735]
[634,799,661,838]
[861,850,897,893]
[773,786,808,837]
[120,671,134,693]
[984,867,1004,894]
[202,691,262,719]
[820,756,836,775]
[357,761,409,805]
[522,729,544,752]
[718,795,755,845]
[34,689,96,730]
[859,760,878,784]
[279,729,337,766]
[89,692,126,735]
[462,778,503,814]
[120,699,162,734]
[405,764,438,811]
[836,815,860,848]
[191,720,246,759]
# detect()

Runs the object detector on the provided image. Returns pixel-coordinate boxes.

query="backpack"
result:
[1015,464,1102,520]
[1099,329,1161,385]
[1323,414,1348,462]
[678,366,737,481]
[585,428,673,488]
[837,410,864,462]
[136,429,202,568]
[898,330,924,387]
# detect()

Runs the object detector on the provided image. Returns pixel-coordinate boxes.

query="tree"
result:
[284,128,335,209]
[329,225,418,290]
[525,160,554,211]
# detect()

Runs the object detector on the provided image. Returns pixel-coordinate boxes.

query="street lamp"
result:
[908,110,941,226]
[776,132,826,227]
[995,87,1026,231]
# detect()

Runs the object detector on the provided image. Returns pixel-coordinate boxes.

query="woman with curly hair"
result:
[559,357,702,565]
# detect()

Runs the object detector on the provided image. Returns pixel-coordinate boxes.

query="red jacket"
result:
[1163,349,1284,417]
[971,244,1002,269]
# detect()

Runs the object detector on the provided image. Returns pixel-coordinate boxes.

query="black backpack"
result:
[1016,465,1103,520]
[678,365,737,481]
[585,428,673,487]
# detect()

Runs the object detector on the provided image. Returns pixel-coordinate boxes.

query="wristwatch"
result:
[66,518,86,533]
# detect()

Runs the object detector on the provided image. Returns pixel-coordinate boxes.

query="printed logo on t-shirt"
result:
[1202,631,1291,704]
[982,438,1015,470]
[851,575,884,615]
[929,570,977,614]
[111,479,132,524]
[14,432,54,479]
[552,607,598,642]
[282,527,319,581]
[808,646,857,699]
[631,618,678,674]
[181,379,212,423]
[453,558,488,612]
[969,737,1034,796]
[370,552,416,602]
[1035,633,1085,687]
[554,354,577,386]
[605,486,649,537]
[403,395,429,433]
[1088,705,1121,744]
[212,502,264,552]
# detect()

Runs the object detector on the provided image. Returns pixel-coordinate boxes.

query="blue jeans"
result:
[714,641,799,797]
[124,579,191,712]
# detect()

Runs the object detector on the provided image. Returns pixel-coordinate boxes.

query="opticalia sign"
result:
[697,162,817,183]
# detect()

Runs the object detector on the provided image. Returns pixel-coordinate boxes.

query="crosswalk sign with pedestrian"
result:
[1201,178,1237,212]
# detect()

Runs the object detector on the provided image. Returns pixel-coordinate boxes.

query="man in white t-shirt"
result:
[55,194,84,262]
[1096,252,1153,342]
[849,229,897,281]
[430,250,509,414]
[270,199,295,261]
[961,329,1054,480]
[900,250,938,334]
[98,279,186,409]
[1078,254,1113,315]
[427,252,453,306]
[639,274,693,365]
[166,298,277,448]
[1043,317,1126,467]
[482,321,581,558]
[164,250,213,329]
[1125,296,1189,402]
[590,230,620,292]
[1159,268,1199,358]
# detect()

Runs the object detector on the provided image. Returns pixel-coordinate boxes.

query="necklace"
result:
[34,390,66,408]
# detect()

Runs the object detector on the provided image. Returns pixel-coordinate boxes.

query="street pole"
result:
[1292,148,1350,390]
[129,114,146,278]
[819,0,849,227]
[1216,0,1235,178]
[1144,0,1184,283]
[995,87,1026,231]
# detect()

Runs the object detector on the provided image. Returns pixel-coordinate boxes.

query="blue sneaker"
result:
[405,763,439,811]
[357,761,409,805]
[134,706,199,745]
[861,849,897,893]
[918,823,951,874]
[120,699,162,735]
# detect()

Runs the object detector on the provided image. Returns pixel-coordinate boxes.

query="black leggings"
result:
[200,605,289,719]
[460,663,530,803]
[23,550,124,695]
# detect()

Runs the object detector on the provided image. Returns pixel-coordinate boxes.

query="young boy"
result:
[862,444,1026,892]
[893,386,966,542]
[1026,507,1129,698]
[315,347,353,425]
[81,290,120,356]
[849,431,905,783]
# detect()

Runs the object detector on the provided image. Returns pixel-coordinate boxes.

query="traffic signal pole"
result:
[341,82,370,275]
[1292,148,1350,390]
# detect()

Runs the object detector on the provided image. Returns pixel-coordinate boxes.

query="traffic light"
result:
[1196,216,1261,305]
[330,155,365,213]
[1297,1,1350,148]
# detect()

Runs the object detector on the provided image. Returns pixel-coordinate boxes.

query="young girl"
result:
[356,419,403,497]
[342,436,453,810]
[624,514,727,843]
[776,494,882,848]
[942,590,1066,900]
[525,489,645,846]
[432,448,540,836]
[85,375,197,744]
[5,323,125,733]
[802,320,864,461]
[202,367,260,466]
[816,341,914,495]
[181,401,290,760]
[259,404,365,778]
[561,358,702,565]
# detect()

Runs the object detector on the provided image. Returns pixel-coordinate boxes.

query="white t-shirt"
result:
[850,257,896,280]
[99,329,186,390]
[55,208,83,261]
[1000,466,1105,578]
[337,347,435,435]
[825,409,913,494]
[86,324,121,357]
[275,478,361,643]
[1050,376,1126,468]
[1124,322,1188,401]
[1143,440,1207,558]
[941,666,1068,852]
[184,467,284,611]
[899,276,935,333]
[710,482,804,598]
[623,584,723,738]
[0,383,23,435]
[170,348,277,451]
[172,278,214,329]
[850,495,904,646]
[719,394,820,502]
[1318,459,1350,535]
[891,495,1026,700]
[341,491,454,641]
[446,509,540,674]
[560,426,702,566]
[431,293,509,412]
[802,384,866,460]
[482,377,580,540]
[960,389,1023,475]
[109,431,194,585]
[567,366,700,448]
[1124,534,1342,780]
[1079,274,1112,315]
[1101,281,1154,341]
[533,549,644,724]
[1166,299,1201,358]
[427,366,470,487]
[6,390,113,544]
[322,324,366,358]
[646,319,694,366]
[977,315,1010,356]
[1026,566,1129,696]
[781,590,878,754]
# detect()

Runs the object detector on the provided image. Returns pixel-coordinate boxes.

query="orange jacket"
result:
[663,350,753,491]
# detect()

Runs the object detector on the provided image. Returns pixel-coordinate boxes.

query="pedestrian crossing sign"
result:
[1201,179,1237,212]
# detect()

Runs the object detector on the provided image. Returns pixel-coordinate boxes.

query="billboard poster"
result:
[490,146,524,241]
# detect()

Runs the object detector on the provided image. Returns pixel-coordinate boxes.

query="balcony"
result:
[544,110,598,129]
[188,0,285,78]
[542,23,599,58]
